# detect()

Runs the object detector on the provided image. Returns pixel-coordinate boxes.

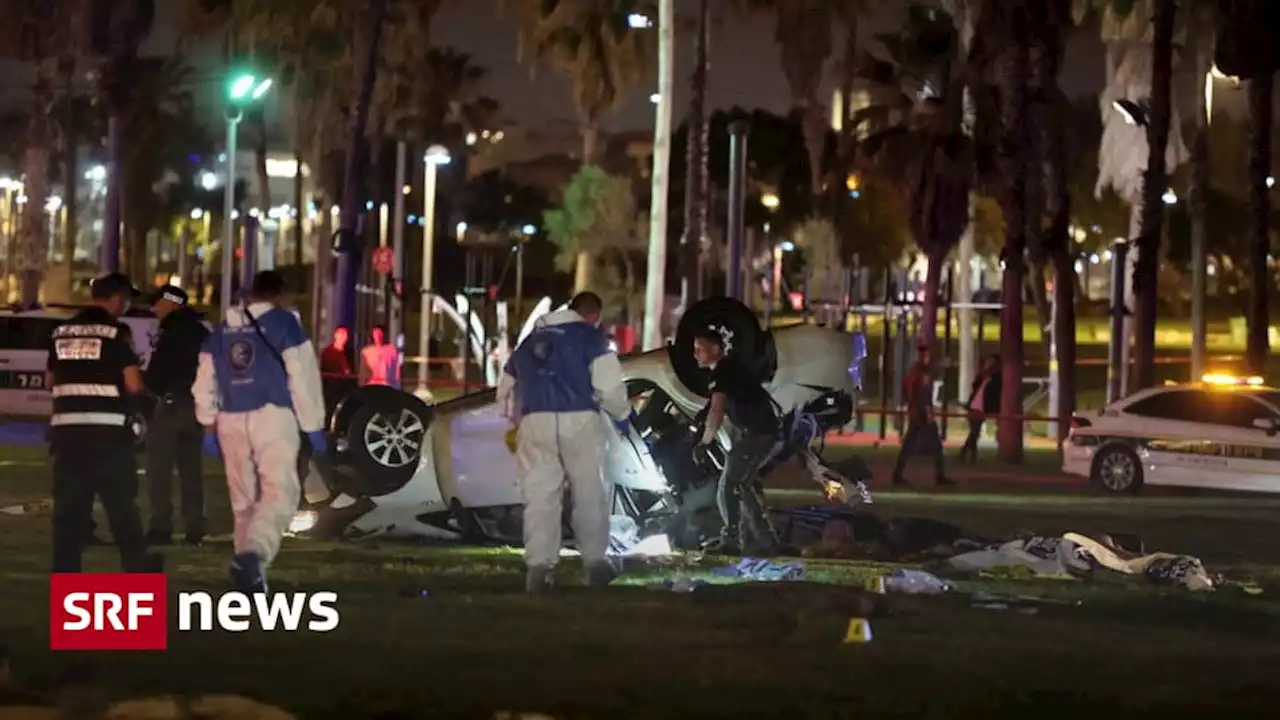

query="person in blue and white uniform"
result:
[496,292,631,594]
[192,270,326,593]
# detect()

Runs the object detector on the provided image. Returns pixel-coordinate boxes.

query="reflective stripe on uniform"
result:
[50,412,127,427]
[52,384,120,398]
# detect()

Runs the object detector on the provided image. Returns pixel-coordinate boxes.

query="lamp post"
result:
[220,72,273,320]
[417,144,451,397]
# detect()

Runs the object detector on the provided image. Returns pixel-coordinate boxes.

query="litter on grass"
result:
[0,499,52,516]
[710,557,806,582]
[883,569,954,595]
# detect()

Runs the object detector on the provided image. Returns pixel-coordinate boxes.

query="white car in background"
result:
[0,305,162,419]
[1064,374,1280,494]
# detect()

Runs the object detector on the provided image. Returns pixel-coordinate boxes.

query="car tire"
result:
[343,392,433,497]
[1091,444,1143,494]
[670,296,774,396]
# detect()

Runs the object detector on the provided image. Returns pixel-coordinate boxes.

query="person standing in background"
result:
[958,354,1002,464]
[890,345,954,487]
[360,325,400,388]
[46,273,163,574]
[320,325,353,377]
[143,285,211,547]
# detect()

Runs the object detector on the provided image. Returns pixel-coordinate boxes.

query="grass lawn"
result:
[3,443,1280,718]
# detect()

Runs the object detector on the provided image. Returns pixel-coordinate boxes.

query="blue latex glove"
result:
[306,431,329,456]
[614,409,638,436]
[202,431,221,460]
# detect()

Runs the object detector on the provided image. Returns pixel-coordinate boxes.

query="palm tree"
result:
[853,5,972,350]
[1027,0,1076,444]
[682,0,710,307]
[504,0,653,164]
[91,0,156,273]
[1245,70,1273,374]
[4,1,84,305]
[741,0,835,204]
[971,0,1031,462]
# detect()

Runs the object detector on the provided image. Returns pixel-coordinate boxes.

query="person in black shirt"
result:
[692,326,781,556]
[143,285,210,546]
[46,273,162,574]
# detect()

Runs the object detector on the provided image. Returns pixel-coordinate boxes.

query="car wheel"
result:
[670,296,774,396]
[1091,444,1143,494]
[344,393,433,497]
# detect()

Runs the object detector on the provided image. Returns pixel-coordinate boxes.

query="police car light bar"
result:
[1201,373,1264,387]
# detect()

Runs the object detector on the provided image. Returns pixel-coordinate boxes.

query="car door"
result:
[1138,390,1280,491]
[1119,389,1209,486]
[1198,393,1280,493]
[0,315,61,418]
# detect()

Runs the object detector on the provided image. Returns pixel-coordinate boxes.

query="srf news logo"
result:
[49,574,339,651]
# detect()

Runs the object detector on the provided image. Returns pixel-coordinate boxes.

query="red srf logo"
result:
[49,574,168,651]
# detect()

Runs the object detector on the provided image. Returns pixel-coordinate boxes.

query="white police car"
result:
[1064,374,1280,494]
[0,305,161,419]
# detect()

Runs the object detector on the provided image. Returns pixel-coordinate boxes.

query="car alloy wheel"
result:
[1096,447,1139,493]
[362,407,426,469]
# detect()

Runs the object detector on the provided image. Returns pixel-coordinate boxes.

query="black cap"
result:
[154,285,188,306]
[90,273,140,300]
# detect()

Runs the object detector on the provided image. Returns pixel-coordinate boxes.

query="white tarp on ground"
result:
[947,532,1215,592]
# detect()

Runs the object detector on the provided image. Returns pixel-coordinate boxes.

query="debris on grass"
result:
[883,569,954,595]
[710,558,805,582]
[649,578,707,593]
[0,498,52,516]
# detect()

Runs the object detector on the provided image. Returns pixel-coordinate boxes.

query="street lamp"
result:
[220,71,273,320]
[418,144,452,397]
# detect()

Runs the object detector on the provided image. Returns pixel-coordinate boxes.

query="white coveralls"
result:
[496,309,630,572]
[192,302,325,565]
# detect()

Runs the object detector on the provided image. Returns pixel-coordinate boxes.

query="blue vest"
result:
[507,321,608,415]
[204,307,307,414]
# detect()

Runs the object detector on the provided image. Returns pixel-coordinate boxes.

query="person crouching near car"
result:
[192,271,327,593]
[691,326,782,557]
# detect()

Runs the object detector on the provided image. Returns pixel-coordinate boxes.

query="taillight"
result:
[1071,415,1092,429]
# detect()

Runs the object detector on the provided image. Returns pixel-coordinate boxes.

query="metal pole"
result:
[417,159,439,396]
[514,239,525,325]
[879,272,891,442]
[177,225,190,289]
[1048,283,1060,442]
[726,119,749,301]
[942,267,954,441]
[391,142,407,345]
[1107,240,1130,404]
[240,216,257,295]
[642,0,674,350]
[461,253,474,395]
[220,113,241,320]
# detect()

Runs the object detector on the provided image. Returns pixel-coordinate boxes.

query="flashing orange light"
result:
[1201,373,1264,387]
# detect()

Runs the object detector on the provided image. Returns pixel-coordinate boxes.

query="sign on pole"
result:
[373,246,394,275]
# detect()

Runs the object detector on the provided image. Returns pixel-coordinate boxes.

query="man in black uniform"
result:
[144,285,210,546]
[47,273,162,573]
[691,326,782,556]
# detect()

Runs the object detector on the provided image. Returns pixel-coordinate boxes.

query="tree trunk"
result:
[331,0,389,334]
[1052,246,1076,440]
[580,120,599,166]
[802,98,825,204]
[252,106,272,257]
[996,4,1030,464]
[1246,71,1273,374]
[1130,0,1177,391]
[1188,44,1211,380]
[58,50,78,295]
[681,0,711,308]
[920,247,945,348]
[1028,259,1052,358]
[574,251,592,294]
[830,11,859,218]
[293,146,304,284]
[18,60,54,307]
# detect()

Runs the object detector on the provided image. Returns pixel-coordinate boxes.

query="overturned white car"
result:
[294,297,868,548]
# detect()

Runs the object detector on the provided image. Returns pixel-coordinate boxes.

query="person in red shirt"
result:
[319,325,353,377]
[890,345,953,487]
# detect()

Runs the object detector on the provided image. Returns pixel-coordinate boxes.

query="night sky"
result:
[0,0,1247,154]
